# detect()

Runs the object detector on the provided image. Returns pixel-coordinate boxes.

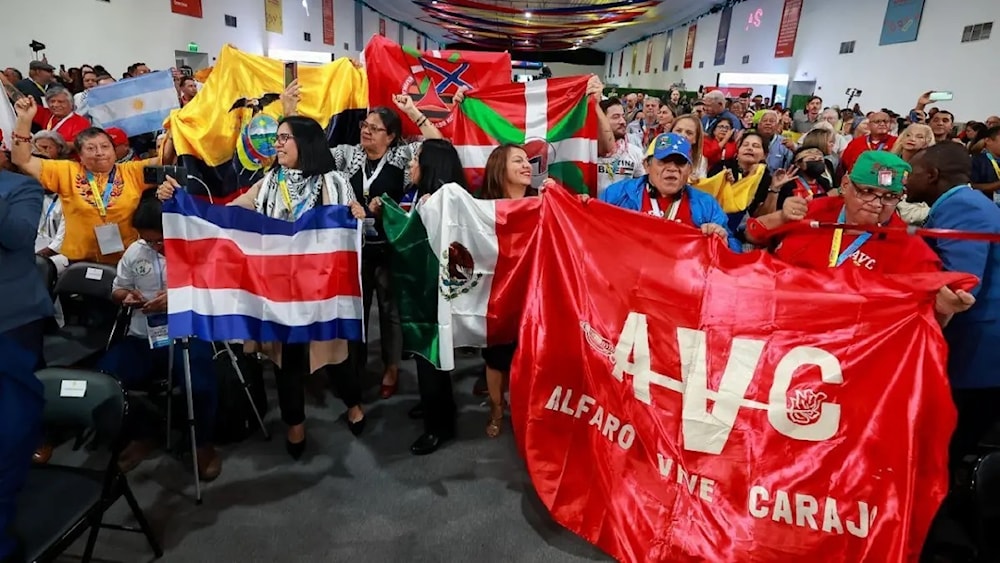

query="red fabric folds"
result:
[509,188,971,562]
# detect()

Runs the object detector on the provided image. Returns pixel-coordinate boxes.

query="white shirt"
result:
[113,240,167,337]
[35,193,66,254]
[598,140,646,196]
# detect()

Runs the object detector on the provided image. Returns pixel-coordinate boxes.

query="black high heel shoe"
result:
[285,437,307,460]
[339,411,366,436]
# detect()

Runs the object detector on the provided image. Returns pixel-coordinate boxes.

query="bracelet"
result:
[416,115,429,127]
[12,132,31,143]
[767,188,781,194]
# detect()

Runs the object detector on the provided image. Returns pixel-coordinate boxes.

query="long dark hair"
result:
[367,107,403,147]
[480,144,524,200]
[416,139,467,195]
[278,116,336,176]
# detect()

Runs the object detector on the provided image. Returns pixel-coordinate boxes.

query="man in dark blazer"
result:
[907,142,1000,471]
[0,167,53,563]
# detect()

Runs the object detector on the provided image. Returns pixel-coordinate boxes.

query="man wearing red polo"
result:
[840,111,897,173]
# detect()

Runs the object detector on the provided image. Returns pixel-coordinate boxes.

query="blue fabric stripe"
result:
[168,311,363,344]
[101,110,174,137]
[163,189,359,235]
[86,71,177,105]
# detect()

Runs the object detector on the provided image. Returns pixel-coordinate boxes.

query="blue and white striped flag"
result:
[86,71,179,136]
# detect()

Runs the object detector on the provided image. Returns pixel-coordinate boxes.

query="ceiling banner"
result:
[630,44,637,75]
[170,0,203,18]
[661,29,673,72]
[379,17,387,37]
[714,5,733,66]
[322,0,335,45]
[617,51,624,76]
[683,24,697,69]
[774,0,803,58]
[644,39,653,73]
[265,0,283,33]
[879,0,926,45]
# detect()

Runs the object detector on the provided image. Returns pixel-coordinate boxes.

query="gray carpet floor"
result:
[49,335,613,563]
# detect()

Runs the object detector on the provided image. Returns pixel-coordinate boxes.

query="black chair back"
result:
[35,368,126,452]
[54,262,119,331]
[35,255,58,297]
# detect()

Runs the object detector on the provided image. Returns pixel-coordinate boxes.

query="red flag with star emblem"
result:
[363,35,511,138]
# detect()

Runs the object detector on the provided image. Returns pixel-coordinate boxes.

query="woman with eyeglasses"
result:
[391,139,468,455]
[891,124,937,225]
[702,116,737,170]
[157,115,368,460]
[284,83,445,401]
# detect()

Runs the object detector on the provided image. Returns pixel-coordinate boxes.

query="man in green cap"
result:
[745,149,974,319]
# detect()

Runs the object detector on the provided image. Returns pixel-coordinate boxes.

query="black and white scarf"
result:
[254,167,353,221]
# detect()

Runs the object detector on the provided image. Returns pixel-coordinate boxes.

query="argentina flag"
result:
[87,70,179,136]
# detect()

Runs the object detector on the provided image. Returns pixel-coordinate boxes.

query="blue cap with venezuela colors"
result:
[646,132,692,164]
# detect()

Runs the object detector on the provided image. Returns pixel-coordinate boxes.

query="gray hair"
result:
[32,130,70,157]
[704,90,726,103]
[44,85,74,108]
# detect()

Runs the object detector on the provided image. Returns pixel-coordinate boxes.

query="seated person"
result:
[35,191,68,273]
[96,196,221,481]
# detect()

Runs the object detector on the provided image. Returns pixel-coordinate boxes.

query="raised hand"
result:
[780,196,808,222]
[281,79,301,117]
[13,96,37,121]
[156,176,181,201]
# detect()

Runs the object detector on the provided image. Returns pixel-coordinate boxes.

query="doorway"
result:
[174,51,210,71]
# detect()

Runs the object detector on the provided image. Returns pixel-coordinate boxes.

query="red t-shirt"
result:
[840,135,898,173]
[32,107,91,145]
[641,188,694,226]
[773,197,942,275]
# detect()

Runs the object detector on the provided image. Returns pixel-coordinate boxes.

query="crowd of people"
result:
[1,51,999,562]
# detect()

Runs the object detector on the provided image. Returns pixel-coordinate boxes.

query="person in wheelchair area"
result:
[96,195,222,481]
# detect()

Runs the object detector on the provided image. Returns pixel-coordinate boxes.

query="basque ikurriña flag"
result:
[445,76,599,195]
[162,190,364,343]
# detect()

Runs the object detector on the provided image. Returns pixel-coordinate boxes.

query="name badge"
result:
[362,217,379,238]
[95,223,125,255]
[145,314,170,349]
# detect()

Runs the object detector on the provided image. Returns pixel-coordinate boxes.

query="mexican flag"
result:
[446,76,599,195]
[381,183,541,370]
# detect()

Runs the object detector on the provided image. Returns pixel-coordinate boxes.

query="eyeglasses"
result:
[870,119,891,124]
[359,121,387,134]
[275,133,294,145]
[854,186,903,204]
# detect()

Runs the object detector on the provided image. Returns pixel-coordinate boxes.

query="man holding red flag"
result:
[747,150,974,322]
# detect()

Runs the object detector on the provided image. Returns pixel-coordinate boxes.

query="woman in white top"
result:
[158,116,368,460]
[671,114,708,182]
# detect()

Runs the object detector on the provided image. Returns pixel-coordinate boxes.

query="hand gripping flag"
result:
[165,46,368,202]
[162,190,364,344]
[363,35,511,138]
[508,188,971,562]
[445,76,599,195]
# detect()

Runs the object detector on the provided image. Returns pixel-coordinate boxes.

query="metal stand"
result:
[177,338,203,504]
[214,341,270,440]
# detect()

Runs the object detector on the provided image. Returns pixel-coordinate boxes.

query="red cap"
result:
[105,127,128,146]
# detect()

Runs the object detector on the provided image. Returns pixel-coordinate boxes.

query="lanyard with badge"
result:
[276,168,313,220]
[648,187,681,221]
[827,207,872,268]
[46,114,72,132]
[88,166,126,255]
[35,197,58,251]
[361,156,387,239]
[987,153,1000,181]
[144,246,170,349]
[866,136,886,151]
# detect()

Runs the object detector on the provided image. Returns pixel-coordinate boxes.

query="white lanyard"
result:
[649,194,681,220]
[47,113,72,132]
[362,156,387,199]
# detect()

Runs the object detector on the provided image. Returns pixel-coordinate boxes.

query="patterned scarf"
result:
[255,167,323,221]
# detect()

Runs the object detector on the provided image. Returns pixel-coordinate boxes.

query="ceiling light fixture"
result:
[524,11,532,19]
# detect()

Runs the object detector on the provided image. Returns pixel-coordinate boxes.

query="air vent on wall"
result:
[304,32,312,42]
[741,55,750,64]
[962,22,993,43]
[839,40,855,54]
[698,61,704,68]
[224,14,237,28]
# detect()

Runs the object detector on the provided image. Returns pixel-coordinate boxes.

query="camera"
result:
[29,40,45,53]
[143,165,188,187]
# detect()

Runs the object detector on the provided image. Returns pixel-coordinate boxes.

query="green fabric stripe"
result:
[381,197,443,368]
[548,162,587,194]
[460,98,526,144]
[547,97,589,143]
[447,52,461,63]
[419,76,431,94]
[402,45,421,58]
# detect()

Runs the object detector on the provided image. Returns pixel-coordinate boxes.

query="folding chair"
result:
[12,368,163,563]
[43,263,119,368]
[972,451,1000,559]
[34,255,57,298]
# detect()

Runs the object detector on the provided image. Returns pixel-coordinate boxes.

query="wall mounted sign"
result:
[171,0,203,18]
[879,0,926,45]
[683,24,697,69]
[774,0,803,58]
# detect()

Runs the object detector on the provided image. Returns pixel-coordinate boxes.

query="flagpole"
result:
[764,220,1000,242]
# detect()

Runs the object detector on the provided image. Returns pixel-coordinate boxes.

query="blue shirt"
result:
[0,171,54,335]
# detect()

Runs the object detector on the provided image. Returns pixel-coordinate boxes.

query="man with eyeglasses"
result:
[746,152,966,283]
[840,111,897,174]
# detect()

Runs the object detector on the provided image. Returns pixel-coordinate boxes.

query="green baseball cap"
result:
[849,151,911,194]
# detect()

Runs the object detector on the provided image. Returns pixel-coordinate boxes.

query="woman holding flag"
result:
[158,115,368,460]
[284,83,445,401]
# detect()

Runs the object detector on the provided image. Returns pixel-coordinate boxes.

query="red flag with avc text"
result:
[509,188,970,562]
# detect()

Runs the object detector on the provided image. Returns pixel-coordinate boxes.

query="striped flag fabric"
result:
[382,183,540,370]
[86,70,179,136]
[0,89,15,151]
[446,76,599,195]
[162,190,364,344]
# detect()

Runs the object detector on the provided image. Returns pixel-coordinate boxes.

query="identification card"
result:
[95,223,125,255]
[362,217,379,238]
[35,233,53,253]
[60,380,87,398]
[145,314,170,349]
